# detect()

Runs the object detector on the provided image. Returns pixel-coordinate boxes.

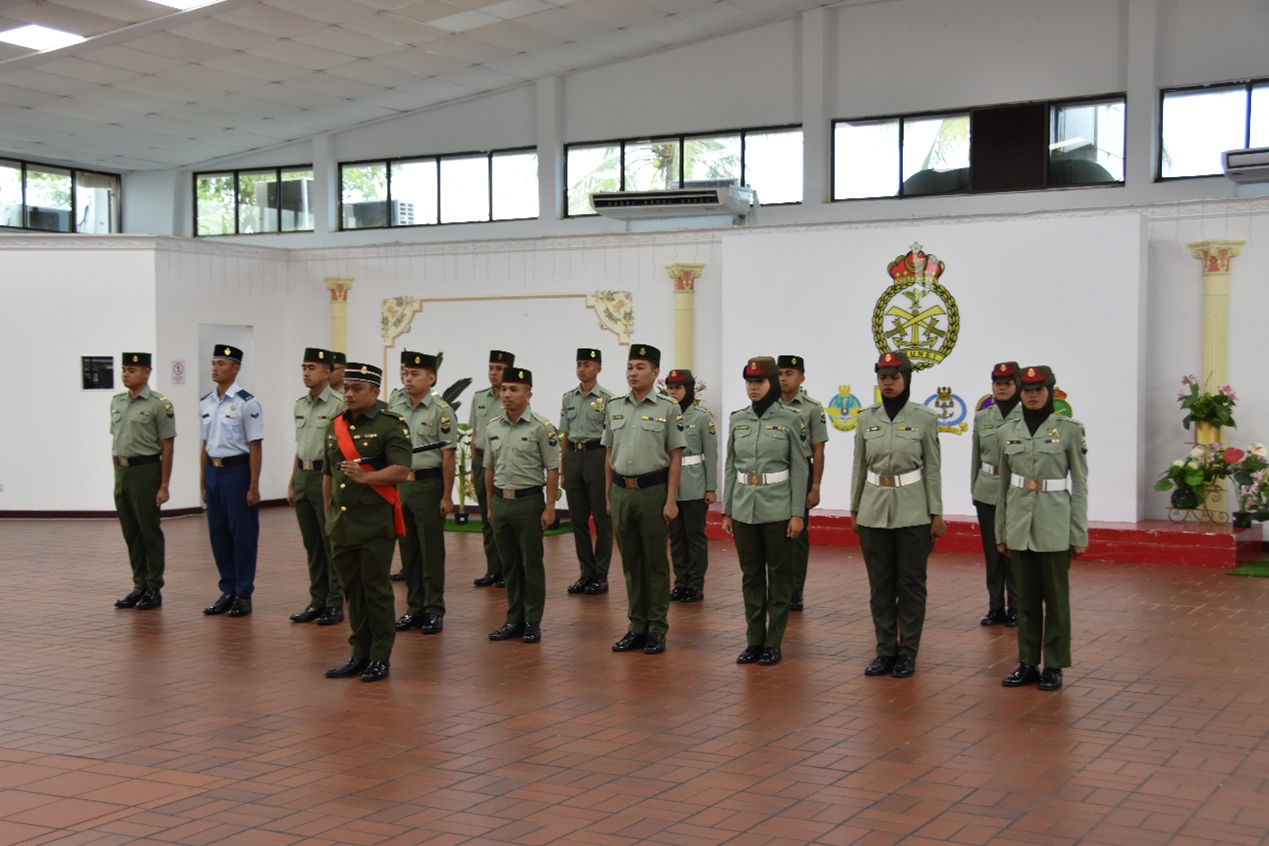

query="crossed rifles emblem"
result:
[884,287,946,346]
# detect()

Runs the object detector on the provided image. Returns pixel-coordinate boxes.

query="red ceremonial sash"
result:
[333,415,406,537]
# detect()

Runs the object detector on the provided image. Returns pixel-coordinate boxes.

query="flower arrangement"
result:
[1229,444,1269,521]
[1176,374,1237,430]
[1154,443,1240,509]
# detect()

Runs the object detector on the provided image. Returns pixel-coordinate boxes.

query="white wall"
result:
[1156,0,1269,87]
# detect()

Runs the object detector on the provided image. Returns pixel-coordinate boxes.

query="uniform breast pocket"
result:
[640,418,665,433]
[609,416,628,432]
[862,427,884,441]
[295,416,306,430]
[417,421,437,440]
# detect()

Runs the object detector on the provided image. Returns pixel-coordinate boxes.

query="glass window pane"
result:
[0,159,22,228]
[195,172,234,236]
[1049,100,1125,185]
[834,120,899,199]
[237,170,277,234]
[25,165,72,231]
[624,138,681,191]
[901,114,970,196]
[684,134,740,184]
[492,151,538,220]
[75,171,120,234]
[742,129,802,204]
[341,163,388,229]
[1161,87,1248,178]
[440,156,490,224]
[278,169,314,232]
[388,160,436,226]
[1251,84,1269,148]
[565,144,619,215]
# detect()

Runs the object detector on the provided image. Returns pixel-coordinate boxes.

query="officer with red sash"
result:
[322,363,411,683]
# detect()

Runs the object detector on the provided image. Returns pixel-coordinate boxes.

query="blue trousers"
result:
[204,462,259,598]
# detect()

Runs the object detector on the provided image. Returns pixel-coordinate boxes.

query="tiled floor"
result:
[2,512,1268,846]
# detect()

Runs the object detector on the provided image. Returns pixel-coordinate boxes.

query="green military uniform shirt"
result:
[994,414,1088,552]
[850,402,942,529]
[323,407,412,545]
[677,403,719,502]
[390,390,457,470]
[559,383,613,443]
[969,402,1022,504]
[723,404,808,523]
[111,387,176,456]
[468,386,504,452]
[602,392,687,476]
[783,392,830,449]
[387,386,405,407]
[486,408,561,489]
[294,385,343,461]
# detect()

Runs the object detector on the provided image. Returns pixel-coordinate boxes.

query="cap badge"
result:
[590,351,596,358]
[131,355,138,363]
[518,370,525,378]
[1027,368,1036,377]
[318,351,325,359]
[413,355,420,364]
[669,371,677,379]
[223,347,231,355]
[361,366,369,374]
[792,357,798,365]
[884,353,893,363]
[639,347,646,355]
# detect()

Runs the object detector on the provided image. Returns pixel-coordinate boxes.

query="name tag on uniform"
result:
[1006,439,1021,445]
[866,426,880,432]
[362,433,378,439]
[612,414,624,420]
[736,425,750,430]
[982,424,995,430]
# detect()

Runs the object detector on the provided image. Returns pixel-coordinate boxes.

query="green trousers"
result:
[294,468,341,608]
[400,476,446,617]
[975,500,1016,612]
[113,463,165,590]
[610,483,671,635]
[564,448,613,580]
[858,524,931,658]
[791,461,813,593]
[491,494,546,624]
[472,451,502,575]
[668,498,709,591]
[332,536,396,662]
[1011,549,1072,668]
[733,520,794,648]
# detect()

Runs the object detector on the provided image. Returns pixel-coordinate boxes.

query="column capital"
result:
[325,276,354,301]
[666,263,704,292]
[1188,240,1244,274]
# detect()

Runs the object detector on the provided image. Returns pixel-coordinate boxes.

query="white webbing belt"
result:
[681,454,704,467]
[1010,473,1068,492]
[980,462,999,476]
[736,469,790,486]
[867,469,923,488]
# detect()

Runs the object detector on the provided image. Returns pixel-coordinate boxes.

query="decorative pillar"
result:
[325,276,354,354]
[666,263,703,370]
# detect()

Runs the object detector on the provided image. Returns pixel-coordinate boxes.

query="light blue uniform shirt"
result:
[200,381,264,458]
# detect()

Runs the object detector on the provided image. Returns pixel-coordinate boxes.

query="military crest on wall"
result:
[924,387,968,435]
[873,243,959,371]
[826,385,863,432]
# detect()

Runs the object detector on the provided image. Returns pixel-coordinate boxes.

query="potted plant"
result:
[1176,374,1237,443]
[452,423,475,524]
[1154,443,1236,513]
[1229,444,1269,527]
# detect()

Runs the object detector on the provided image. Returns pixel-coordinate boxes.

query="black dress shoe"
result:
[203,594,234,615]
[135,588,162,610]
[1005,609,1019,628]
[669,586,685,601]
[680,588,704,603]
[420,613,443,635]
[1002,663,1040,687]
[390,571,405,582]
[980,608,1006,626]
[396,613,423,631]
[115,588,144,609]
[789,590,804,612]
[583,579,609,595]
[226,597,252,617]
[489,622,525,641]
[567,576,591,595]
[495,578,506,588]
[643,633,666,655]
[291,606,323,623]
[1038,668,1063,691]
[360,660,390,682]
[523,623,542,643]
[316,607,344,626]
[865,655,897,676]
[612,632,646,652]
[891,655,916,677]
[758,647,782,666]
[736,645,762,664]
[473,573,501,587]
[325,657,369,678]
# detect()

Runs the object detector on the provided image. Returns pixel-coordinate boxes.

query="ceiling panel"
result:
[264,0,375,25]
[34,97,144,123]
[34,57,141,84]
[246,38,358,70]
[340,11,448,44]
[292,25,406,58]
[463,20,563,51]
[202,52,313,82]
[0,2,131,37]
[169,18,283,51]
[165,64,271,94]
[0,68,102,96]
[123,32,237,63]
[79,45,187,74]
[0,81,64,107]
[215,4,331,37]
[289,69,386,97]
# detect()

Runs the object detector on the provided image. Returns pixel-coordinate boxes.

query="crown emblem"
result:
[874,242,958,371]
[131,355,138,362]
[888,242,945,286]
[223,347,231,355]
[361,366,369,374]
[590,351,596,358]
[318,351,325,359]
[937,386,953,402]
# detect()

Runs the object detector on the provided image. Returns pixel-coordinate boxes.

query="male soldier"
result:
[778,355,829,611]
[559,348,614,596]
[604,344,686,655]
[200,344,263,618]
[970,361,1023,627]
[391,351,457,636]
[665,369,716,603]
[111,352,175,611]
[386,358,410,582]
[469,350,515,587]
[288,347,345,626]
[329,352,346,392]
[323,363,411,683]
[485,368,561,644]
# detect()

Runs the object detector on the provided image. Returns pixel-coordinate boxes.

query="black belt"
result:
[474,448,485,459]
[296,458,323,471]
[613,469,669,490]
[569,440,604,452]
[208,454,250,468]
[114,454,160,468]
[409,467,443,481]
[493,485,543,500]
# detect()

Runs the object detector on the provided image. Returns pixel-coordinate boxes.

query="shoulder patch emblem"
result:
[708,420,715,434]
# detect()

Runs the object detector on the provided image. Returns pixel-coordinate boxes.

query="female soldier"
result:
[969,361,1023,627]
[996,365,1088,691]
[666,369,717,603]
[722,357,808,666]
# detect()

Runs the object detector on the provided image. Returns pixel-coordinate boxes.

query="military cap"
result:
[122,352,151,368]
[212,344,243,363]
[777,355,805,371]
[329,351,347,365]
[502,367,533,386]
[992,360,1020,380]
[577,348,602,362]
[629,344,661,366]
[743,356,778,380]
[666,368,694,385]
[874,350,912,374]
[303,347,332,364]
[344,362,382,386]
[489,350,516,365]
[1020,365,1056,389]
[401,350,439,370]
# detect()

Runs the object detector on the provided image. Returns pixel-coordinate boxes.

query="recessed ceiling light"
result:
[149,0,229,9]
[0,24,85,51]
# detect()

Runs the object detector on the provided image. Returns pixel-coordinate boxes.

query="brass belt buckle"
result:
[747,473,762,486]
[624,478,639,489]
[117,457,130,467]
[1025,478,1041,492]
[878,475,895,487]
[503,489,514,499]
[211,458,224,468]
[406,471,415,482]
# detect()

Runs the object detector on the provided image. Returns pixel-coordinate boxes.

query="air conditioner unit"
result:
[590,185,757,223]
[342,199,414,229]
[255,178,313,232]
[1222,147,1269,184]
[26,205,71,232]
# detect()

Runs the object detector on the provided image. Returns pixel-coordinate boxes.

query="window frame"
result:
[193,164,314,237]
[0,156,123,234]
[1157,78,1266,181]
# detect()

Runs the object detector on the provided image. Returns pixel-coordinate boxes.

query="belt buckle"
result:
[573,442,585,451]
[211,458,224,468]
[117,456,130,467]
[624,478,639,489]
[406,471,415,482]
[878,474,895,487]
[747,473,762,486]
[504,489,516,499]
[1025,478,1041,492]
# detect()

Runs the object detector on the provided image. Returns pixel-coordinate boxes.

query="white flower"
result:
[1251,443,1267,458]
[1191,446,1205,458]
[1173,459,1184,467]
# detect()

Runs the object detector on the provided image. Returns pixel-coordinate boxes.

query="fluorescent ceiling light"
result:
[0,24,85,51]
[149,0,229,9]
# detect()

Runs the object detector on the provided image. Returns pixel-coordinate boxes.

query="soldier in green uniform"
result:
[469,350,515,587]
[723,357,808,666]
[288,347,345,626]
[997,365,1088,692]
[111,352,175,611]
[485,368,561,643]
[559,348,615,596]
[778,355,829,612]
[851,350,945,678]
[603,344,686,655]
[322,363,412,683]
[970,361,1023,627]
[665,368,716,603]
[328,352,346,392]
[390,351,457,636]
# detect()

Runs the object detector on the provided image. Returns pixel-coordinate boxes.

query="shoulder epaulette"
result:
[238,389,254,400]
[200,391,214,401]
